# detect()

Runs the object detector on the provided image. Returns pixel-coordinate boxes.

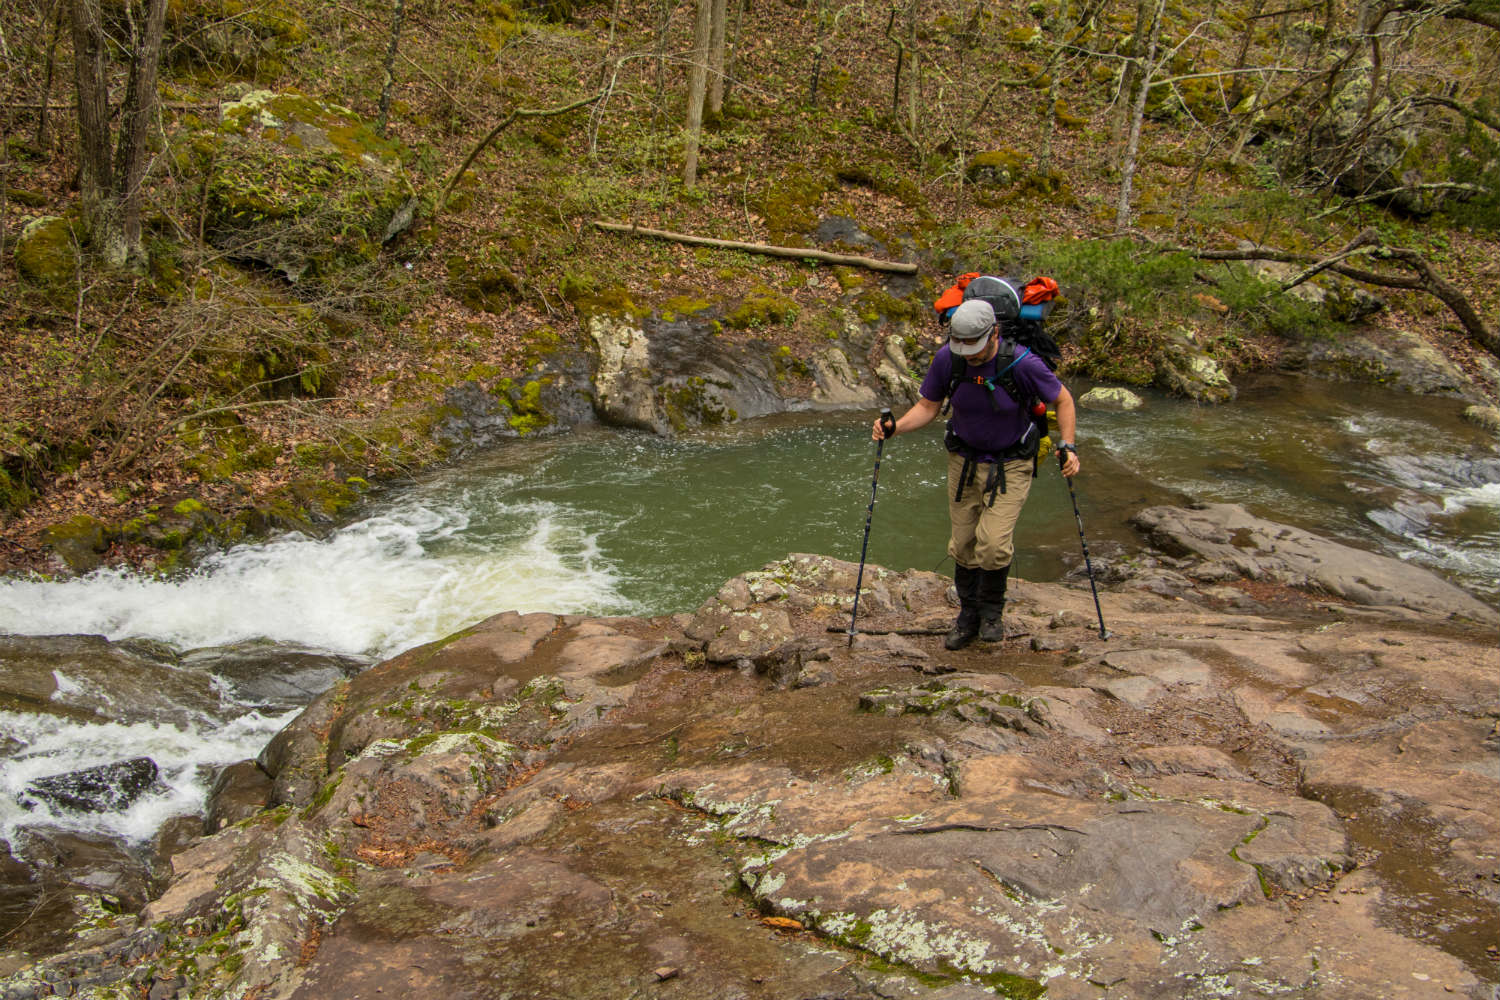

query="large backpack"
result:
[933,273,1062,371]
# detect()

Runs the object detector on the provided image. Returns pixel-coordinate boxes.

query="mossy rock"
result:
[497,378,554,436]
[965,148,1029,187]
[41,514,112,573]
[562,277,649,321]
[854,289,924,326]
[725,287,799,329]
[0,468,35,514]
[1155,327,1237,403]
[6,188,48,208]
[656,377,737,433]
[772,345,812,382]
[118,498,225,552]
[659,296,713,322]
[187,91,412,283]
[832,156,923,207]
[15,216,77,289]
[285,478,363,524]
[1053,101,1087,128]
[198,324,340,401]
[1463,405,1500,435]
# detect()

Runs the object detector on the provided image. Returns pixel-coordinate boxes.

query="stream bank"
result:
[13,266,1500,581]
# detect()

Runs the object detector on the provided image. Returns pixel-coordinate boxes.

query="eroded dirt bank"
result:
[1,512,1497,1000]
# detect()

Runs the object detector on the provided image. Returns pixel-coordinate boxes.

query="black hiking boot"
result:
[945,565,981,650]
[976,565,1010,643]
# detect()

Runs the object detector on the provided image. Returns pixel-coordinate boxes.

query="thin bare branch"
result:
[435,91,608,217]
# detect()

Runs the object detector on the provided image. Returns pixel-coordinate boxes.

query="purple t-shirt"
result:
[920,344,1062,459]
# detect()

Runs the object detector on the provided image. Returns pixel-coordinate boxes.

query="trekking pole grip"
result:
[880,409,895,439]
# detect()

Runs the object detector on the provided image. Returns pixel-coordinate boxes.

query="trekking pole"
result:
[849,409,896,647]
[1059,450,1109,640]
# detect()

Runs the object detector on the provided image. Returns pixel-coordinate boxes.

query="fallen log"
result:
[594,220,919,274]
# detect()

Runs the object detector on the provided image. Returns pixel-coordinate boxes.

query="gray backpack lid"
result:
[962,275,1021,321]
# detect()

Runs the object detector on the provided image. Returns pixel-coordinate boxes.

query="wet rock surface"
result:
[1282,326,1481,399]
[0,635,231,725]
[20,758,163,815]
[178,641,368,713]
[1130,501,1500,626]
[2,519,1497,999]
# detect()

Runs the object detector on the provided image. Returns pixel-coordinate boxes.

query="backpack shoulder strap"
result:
[993,341,1030,405]
[941,355,968,414]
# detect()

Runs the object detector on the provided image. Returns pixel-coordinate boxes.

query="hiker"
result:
[871,297,1080,650]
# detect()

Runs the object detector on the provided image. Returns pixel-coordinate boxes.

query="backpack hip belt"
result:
[946,423,1040,507]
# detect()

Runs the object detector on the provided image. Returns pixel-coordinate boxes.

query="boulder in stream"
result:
[20,757,163,814]
[0,634,229,725]
[179,640,368,713]
[1130,501,1500,625]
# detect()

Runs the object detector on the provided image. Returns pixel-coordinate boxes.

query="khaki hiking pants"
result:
[946,451,1033,571]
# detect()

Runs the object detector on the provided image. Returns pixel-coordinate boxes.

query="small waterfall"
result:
[0,482,629,844]
[0,493,628,661]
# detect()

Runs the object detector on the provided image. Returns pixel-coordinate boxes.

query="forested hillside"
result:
[2,0,1498,571]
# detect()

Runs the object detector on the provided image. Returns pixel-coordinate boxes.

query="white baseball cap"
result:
[948,299,994,357]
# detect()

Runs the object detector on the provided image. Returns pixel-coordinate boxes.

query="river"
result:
[1,374,1497,847]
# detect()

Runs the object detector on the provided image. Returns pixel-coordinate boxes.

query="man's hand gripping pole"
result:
[849,409,896,646]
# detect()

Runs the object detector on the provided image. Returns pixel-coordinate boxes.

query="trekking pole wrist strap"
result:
[1056,442,1077,455]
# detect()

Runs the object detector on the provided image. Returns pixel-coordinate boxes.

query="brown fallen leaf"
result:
[761,916,804,931]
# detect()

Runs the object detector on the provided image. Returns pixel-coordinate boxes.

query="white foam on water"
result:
[1383,529,1500,598]
[0,708,296,845]
[0,497,627,661]
[1443,481,1500,515]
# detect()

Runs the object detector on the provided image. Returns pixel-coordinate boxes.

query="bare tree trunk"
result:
[722,0,746,107]
[1038,0,1067,179]
[37,0,67,148]
[707,0,727,114]
[1187,239,1500,359]
[683,0,713,187]
[1224,0,1265,110]
[887,7,904,119]
[588,0,625,157]
[114,0,169,266]
[70,0,121,263]
[68,0,168,268]
[377,0,408,138]
[651,0,673,133]
[1114,0,1165,230]
[1,107,10,262]
[905,0,920,141]
[1108,0,1153,166]
[809,0,826,107]
[595,220,919,272]
[71,0,112,197]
